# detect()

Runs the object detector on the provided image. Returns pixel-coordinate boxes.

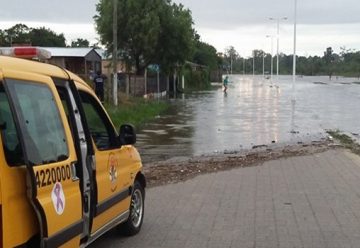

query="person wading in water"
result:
[223,75,229,93]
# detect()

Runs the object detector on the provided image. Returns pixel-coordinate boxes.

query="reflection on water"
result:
[138,75,360,163]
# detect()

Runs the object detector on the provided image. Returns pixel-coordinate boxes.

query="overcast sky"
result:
[1,0,360,56]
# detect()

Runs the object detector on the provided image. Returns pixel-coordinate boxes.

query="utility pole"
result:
[112,0,118,106]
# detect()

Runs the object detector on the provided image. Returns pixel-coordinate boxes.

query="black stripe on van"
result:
[95,187,132,216]
[44,220,83,247]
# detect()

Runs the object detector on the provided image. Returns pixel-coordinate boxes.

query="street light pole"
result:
[266,35,274,84]
[269,17,287,83]
[292,0,297,101]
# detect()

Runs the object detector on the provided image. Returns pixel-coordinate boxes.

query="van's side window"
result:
[5,79,69,165]
[0,84,24,166]
[79,91,118,150]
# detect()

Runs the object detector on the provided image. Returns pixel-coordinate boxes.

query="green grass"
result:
[327,130,354,146]
[104,98,168,129]
[327,130,360,155]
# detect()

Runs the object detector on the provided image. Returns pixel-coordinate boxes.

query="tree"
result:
[5,23,31,45]
[95,0,163,74]
[251,49,266,74]
[0,30,6,46]
[193,41,218,70]
[71,38,90,47]
[224,46,239,73]
[155,2,195,73]
[94,0,194,75]
[91,42,101,49]
[29,27,66,47]
[0,24,66,47]
[324,47,335,79]
[340,46,354,61]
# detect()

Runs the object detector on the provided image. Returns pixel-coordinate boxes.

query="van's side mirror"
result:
[119,124,136,145]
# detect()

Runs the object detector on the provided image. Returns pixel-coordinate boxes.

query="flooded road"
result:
[137,75,360,163]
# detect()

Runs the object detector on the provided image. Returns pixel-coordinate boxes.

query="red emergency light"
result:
[13,47,38,57]
[0,47,51,60]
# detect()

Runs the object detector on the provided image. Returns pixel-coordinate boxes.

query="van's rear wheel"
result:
[121,181,144,236]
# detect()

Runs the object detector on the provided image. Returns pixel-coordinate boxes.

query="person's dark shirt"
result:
[93,74,106,89]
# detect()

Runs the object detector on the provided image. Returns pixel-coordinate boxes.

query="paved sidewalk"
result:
[90,149,360,248]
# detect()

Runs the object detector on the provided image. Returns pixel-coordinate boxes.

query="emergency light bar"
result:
[0,47,51,60]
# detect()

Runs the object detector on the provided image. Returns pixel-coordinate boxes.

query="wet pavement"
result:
[138,75,360,163]
[89,149,360,248]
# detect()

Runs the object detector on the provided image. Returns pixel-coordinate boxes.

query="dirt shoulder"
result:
[143,139,341,188]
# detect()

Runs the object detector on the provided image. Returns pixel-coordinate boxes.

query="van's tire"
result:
[120,181,145,236]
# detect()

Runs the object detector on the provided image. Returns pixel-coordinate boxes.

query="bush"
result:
[183,67,211,91]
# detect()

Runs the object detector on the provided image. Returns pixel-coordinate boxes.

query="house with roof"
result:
[43,47,102,81]
[95,48,128,76]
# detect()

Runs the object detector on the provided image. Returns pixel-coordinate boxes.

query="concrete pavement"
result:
[90,149,360,248]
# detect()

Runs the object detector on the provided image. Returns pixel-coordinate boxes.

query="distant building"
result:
[43,47,102,81]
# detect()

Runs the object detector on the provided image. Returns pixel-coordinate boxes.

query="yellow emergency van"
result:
[0,47,146,247]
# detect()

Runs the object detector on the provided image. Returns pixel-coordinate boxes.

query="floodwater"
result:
[137,75,360,163]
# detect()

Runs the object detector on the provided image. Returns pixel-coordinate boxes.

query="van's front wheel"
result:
[121,181,144,236]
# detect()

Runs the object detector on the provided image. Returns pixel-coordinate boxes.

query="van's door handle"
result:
[70,162,79,181]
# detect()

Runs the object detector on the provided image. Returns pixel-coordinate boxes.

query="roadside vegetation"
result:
[95,0,222,91]
[183,68,211,91]
[327,130,360,155]
[104,98,168,129]
[183,39,223,90]
[224,46,360,79]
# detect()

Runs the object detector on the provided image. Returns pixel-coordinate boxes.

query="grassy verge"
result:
[327,130,360,155]
[104,98,168,129]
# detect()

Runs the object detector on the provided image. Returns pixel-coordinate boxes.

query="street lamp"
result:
[269,17,287,83]
[266,35,274,84]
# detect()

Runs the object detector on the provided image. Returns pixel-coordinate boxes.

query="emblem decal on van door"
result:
[51,182,66,215]
[108,153,118,192]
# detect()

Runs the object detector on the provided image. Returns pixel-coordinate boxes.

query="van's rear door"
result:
[3,71,83,247]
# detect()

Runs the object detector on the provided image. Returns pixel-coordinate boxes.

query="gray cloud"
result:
[0,0,98,24]
[1,0,359,55]
[175,0,360,29]
[1,0,359,27]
